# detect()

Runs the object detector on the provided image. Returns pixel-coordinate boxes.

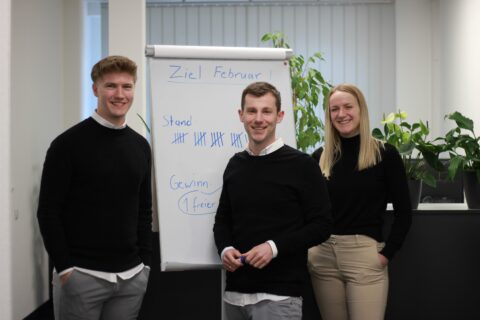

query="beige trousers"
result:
[308,235,388,320]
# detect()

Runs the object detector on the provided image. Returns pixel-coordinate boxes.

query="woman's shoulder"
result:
[311,147,323,162]
[380,142,403,165]
[382,142,400,155]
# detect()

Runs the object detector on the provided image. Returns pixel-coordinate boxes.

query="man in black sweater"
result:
[213,82,332,320]
[37,56,152,320]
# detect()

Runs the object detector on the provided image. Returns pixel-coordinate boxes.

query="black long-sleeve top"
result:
[214,145,332,297]
[312,135,412,260]
[37,117,152,273]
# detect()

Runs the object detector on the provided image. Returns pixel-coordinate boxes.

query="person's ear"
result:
[276,110,285,124]
[238,109,244,123]
[92,83,98,97]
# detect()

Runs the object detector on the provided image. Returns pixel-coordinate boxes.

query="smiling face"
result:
[239,92,284,154]
[329,90,361,138]
[93,72,135,126]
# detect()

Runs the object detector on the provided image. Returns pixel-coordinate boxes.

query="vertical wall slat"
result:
[367,5,382,125]
[223,7,236,46]
[344,5,357,83]
[355,5,369,103]
[331,5,345,85]
[235,6,247,46]
[380,4,396,121]
[198,7,211,45]
[174,7,187,44]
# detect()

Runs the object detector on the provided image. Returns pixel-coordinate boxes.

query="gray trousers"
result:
[225,297,302,320]
[52,268,150,320]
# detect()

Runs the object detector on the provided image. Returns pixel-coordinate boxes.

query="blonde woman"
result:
[308,84,412,320]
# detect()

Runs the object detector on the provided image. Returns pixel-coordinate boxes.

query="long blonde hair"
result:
[320,84,383,179]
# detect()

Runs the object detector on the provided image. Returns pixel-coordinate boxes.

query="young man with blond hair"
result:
[37,55,152,320]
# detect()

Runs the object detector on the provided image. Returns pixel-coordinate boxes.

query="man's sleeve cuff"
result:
[220,246,235,260]
[267,240,278,258]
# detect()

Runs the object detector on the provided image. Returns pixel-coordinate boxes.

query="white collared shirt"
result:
[91,110,126,129]
[224,137,290,306]
[245,137,284,156]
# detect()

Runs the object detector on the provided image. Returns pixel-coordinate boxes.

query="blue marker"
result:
[240,256,247,265]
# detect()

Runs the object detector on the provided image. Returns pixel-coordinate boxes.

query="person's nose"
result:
[338,107,346,117]
[115,87,126,98]
[254,112,263,122]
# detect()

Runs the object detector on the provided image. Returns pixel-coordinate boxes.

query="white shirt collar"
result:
[91,110,126,130]
[246,138,284,156]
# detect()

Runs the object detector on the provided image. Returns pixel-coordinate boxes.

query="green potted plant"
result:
[372,111,444,209]
[437,111,480,209]
[261,32,331,152]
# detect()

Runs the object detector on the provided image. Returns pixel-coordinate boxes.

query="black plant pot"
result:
[464,171,480,209]
[408,179,422,209]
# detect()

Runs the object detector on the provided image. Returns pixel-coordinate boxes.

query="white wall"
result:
[0,0,13,318]
[395,0,434,131]
[11,0,64,317]
[63,0,85,129]
[439,0,480,134]
[396,0,480,138]
[10,0,86,318]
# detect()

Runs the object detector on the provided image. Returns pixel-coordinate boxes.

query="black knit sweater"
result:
[213,145,332,297]
[37,117,152,273]
[312,135,412,260]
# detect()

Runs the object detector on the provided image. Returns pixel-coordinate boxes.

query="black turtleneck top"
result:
[312,135,412,260]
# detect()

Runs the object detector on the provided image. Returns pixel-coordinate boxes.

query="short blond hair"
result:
[91,55,137,83]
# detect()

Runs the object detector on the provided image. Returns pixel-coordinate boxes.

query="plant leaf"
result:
[372,128,384,140]
[448,111,474,131]
[448,156,464,180]
[382,113,395,124]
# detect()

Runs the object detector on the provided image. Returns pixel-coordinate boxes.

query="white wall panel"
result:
[175,7,188,44]
[0,1,12,319]
[199,7,212,45]
[344,6,357,83]
[145,1,395,130]
[235,7,247,45]
[282,7,296,49]
[223,7,237,46]
[356,5,369,92]
[212,7,224,44]
[187,7,200,43]
[270,6,283,38]
[367,5,381,124]
[320,6,333,81]
[380,3,395,124]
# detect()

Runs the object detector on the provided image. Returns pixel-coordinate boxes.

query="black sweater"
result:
[312,135,412,260]
[213,145,332,297]
[37,117,152,273]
